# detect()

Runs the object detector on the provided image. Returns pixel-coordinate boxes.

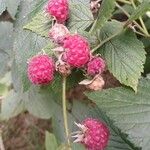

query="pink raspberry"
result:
[87,57,106,76]
[45,0,69,23]
[49,23,70,44]
[74,118,110,150]
[63,35,90,68]
[27,55,55,85]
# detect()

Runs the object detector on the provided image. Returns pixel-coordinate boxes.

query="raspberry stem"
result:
[62,76,71,149]
[0,130,5,150]
[117,0,131,4]
[130,0,149,36]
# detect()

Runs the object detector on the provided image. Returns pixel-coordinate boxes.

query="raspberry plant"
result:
[0,0,150,149]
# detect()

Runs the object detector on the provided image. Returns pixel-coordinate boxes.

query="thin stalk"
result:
[0,130,5,150]
[131,0,149,35]
[130,0,149,36]
[91,24,149,52]
[89,0,131,33]
[117,0,131,4]
[115,2,130,17]
[139,18,149,35]
[134,31,147,37]
[116,2,149,36]
[130,0,136,8]
[91,1,150,53]
[91,4,150,53]
[62,77,71,149]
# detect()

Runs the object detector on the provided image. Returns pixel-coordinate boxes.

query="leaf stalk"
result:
[0,130,5,150]
[116,2,150,37]
[117,0,131,5]
[130,0,149,36]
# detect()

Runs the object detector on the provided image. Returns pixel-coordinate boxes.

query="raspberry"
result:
[87,57,105,76]
[63,35,90,68]
[27,55,55,85]
[49,23,70,44]
[74,118,110,150]
[45,0,69,23]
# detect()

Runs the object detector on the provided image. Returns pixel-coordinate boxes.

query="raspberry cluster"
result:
[27,0,109,149]
[28,0,106,85]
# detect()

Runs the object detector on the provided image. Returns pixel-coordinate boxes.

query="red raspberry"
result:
[87,57,106,76]
[63,35,90,68]
[49,23,70,44]
[27,55,55,85]
[45,0,69,23]
[74,118,110,150]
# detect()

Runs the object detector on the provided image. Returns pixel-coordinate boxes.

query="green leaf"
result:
[45,131,58,150]
[53,101,139,149]
[13,0,50,92]
[0,72,12,87]
[72,143,85,150]
[90,0,115,33]
[70,0,89,6]
[67,2,94,32]
[23,11,53,37]
[1,80,59,120]
[49,71,83,101]
[0,83,8,96]
[0,0,6,16]
[57,144,70,150]
[0,22,14,50]
[71,101,139,150]
[80,31,99,49]
[11,60,23,92]
[0,0,21,18]
[14,0,47,28]
[0,72,12,97]
[144,56,150,74]
[0,22,13,78]
[25,86,57,119]
[86,78,150,150]
[52,104,75,143]
[42,42,56,55]
[98,21,146,91]
[0,50,9,78]
[23,0,92,36]
[147,74,150,79]
[1,90,25,120]
[57,144,85,150]
[27,0,48,18]
[14,31,48,92]
[128,1,150,22]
